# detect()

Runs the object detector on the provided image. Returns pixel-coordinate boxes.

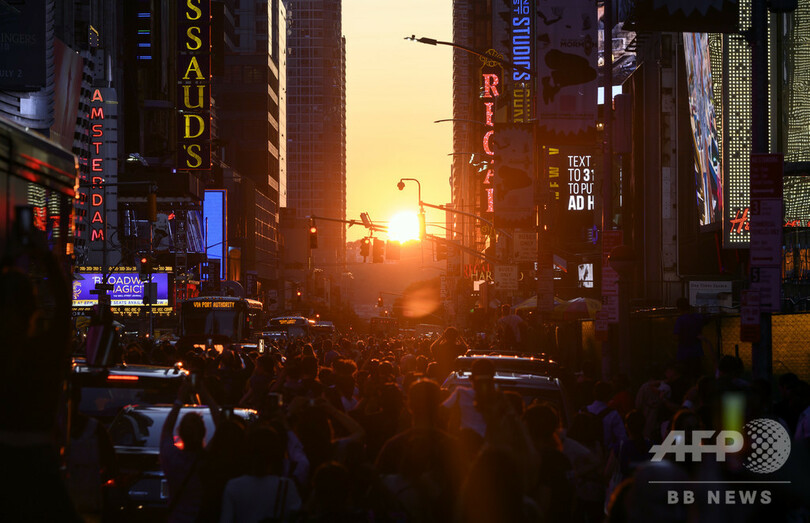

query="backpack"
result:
[577,407,615,451]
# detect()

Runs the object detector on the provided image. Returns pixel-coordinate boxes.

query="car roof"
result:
[120,404,256,416]
[453,354,561,375]
[443,371,563,390]
[73,363,188,378]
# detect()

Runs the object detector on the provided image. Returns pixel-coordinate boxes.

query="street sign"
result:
[750,266,781,313]
[601,231,623,297]
[494,264,519,291]
[595,310,609,341]
[514,231,537,262]
[537,269,555,312]
[750,153,784,199]
[688,281,732,311]
[740,290,761,342]
[749,198,783,267]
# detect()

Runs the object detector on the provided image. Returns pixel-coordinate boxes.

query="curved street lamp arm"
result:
[405,35,535,76]
[419,201,512,239]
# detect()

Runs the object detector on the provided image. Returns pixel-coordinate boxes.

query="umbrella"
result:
[513,295,563,311]
[552,297,601,321]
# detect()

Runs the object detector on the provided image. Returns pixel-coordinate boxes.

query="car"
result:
[312,320,338,340]
[441,355,572,426]
[415,323,443,338]
[106,405,258,519]
[71,363,193,426]
[453,353,562,377]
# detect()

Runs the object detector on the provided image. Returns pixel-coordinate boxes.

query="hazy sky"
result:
[343,1,453,241]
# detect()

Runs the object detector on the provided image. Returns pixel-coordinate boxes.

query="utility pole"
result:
[750,0,772,380]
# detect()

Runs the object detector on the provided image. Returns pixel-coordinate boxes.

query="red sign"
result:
[88,89,106,243]
[481,71,499,213]
[750,153,783,199]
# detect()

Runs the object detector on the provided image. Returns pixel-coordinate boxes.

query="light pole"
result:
[406,36,535,76]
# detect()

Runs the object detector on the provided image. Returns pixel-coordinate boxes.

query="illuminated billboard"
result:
[683,32,723,228]
[493,124,535,229]
[73,273,169,307]
[544,146,597,230]
[177,0,211,170]
[492,0,534,123]
[204,189,226,280]
[535,0,598,142]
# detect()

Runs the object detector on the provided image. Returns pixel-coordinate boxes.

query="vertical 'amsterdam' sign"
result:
[177,0,211,170]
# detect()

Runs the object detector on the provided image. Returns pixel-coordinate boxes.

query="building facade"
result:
[285,0,347,272]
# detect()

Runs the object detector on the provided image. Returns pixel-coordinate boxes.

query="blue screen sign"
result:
[72,273,169,307]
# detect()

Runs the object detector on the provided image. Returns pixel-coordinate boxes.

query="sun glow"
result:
[387,212,421,243]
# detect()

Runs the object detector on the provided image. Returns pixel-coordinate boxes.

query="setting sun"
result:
[387,211,421,243]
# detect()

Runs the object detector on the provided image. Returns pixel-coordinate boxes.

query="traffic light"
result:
[377,296,383,308]
[138,254,155,276]
[372,238,384,263]
[386,240,400,261]
[360,237,371,257]
[309,219,318,249]
[147,189,157,222]
[435,243,447,261]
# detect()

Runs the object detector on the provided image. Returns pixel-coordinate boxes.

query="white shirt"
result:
[442,386,487,437]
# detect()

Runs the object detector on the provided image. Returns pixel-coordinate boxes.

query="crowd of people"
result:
[4,252,810,523]
[99,325,810,523]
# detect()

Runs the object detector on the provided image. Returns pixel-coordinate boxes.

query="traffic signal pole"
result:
[750,0,772,380]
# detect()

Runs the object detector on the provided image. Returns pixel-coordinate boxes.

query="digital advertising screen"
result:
[73,272,169,307]
[684,32,723,229]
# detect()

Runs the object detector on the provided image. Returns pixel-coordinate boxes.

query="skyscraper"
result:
[214,0,287,289]
[286,0,347,271]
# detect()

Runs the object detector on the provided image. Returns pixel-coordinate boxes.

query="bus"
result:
[178,296,264,347]
[263,316,312,340]
[0,116,78,278]
[369,316,399,337]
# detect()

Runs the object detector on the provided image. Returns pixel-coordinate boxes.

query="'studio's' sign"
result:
[177,0,211,170]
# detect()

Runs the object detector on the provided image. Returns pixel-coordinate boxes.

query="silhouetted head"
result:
[178,411,206,452]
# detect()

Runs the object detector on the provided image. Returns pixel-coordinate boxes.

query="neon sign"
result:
[177,0,211,170]
[464,262,494,281]
[482,71,499,213]
[510,0,532,122]
[89,88,106,243]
